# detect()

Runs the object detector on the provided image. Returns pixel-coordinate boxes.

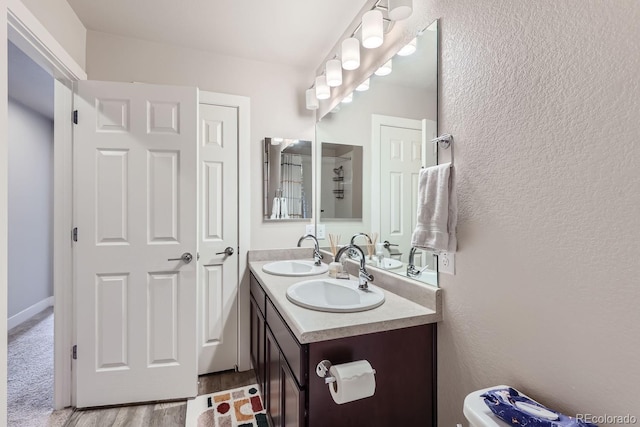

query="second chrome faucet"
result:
[335,244,374,290]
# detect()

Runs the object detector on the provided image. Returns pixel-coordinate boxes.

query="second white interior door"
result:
[197,101,239,375]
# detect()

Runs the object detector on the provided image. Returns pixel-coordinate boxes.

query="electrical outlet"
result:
[438,252,455,275]
[304,224,325,239]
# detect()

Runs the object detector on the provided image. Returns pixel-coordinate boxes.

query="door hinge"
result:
[72,227,78,242]
[72,345,77,360]
[73,110,78,124]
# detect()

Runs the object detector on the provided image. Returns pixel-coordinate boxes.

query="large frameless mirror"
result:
[263,137,313,221]
[315,20,439,286]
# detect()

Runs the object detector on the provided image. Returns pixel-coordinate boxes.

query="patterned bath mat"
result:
[185,384,268,427]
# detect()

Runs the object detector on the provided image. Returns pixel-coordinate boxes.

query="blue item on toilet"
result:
[481,387,597,427]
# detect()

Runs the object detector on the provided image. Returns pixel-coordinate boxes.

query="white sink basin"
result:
[262,260,328,277]
[367,257,404,270]
[286,278,385,313]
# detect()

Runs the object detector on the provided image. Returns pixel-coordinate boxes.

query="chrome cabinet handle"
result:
[168,252,193,264]
[216,247,234,256]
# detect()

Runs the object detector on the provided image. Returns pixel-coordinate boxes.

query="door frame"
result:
[6,0,86,410]
[198,91,251,372]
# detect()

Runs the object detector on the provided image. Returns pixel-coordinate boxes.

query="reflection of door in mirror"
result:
[263,138,312,221]
[372,115,437,268]
[320,143,363,220]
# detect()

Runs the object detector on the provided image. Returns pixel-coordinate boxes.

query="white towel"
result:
[411,163,457,252]
[270,197,280,219]
[280,197,289,219]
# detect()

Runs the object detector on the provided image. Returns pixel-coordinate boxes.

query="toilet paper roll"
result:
[328,360,376,404]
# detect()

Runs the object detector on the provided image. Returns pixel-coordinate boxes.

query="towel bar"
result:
[431,134,452,149]
[430,134,454,166]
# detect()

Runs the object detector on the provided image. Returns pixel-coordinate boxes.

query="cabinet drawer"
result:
[250,273,266,316]
[266,298,306,387]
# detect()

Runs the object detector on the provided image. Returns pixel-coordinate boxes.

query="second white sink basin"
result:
[262,260,328,277]
[286,278,385,313]
[359,255,403,270]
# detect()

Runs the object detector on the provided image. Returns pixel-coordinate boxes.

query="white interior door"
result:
[197,101,238,375]
[74,81,198,407]
[377,116,436,265]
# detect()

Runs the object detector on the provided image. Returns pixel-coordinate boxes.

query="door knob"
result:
[168,252,193,263]
[216,247,234,256]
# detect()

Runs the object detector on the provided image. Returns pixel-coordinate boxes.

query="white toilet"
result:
[463,385,514,427]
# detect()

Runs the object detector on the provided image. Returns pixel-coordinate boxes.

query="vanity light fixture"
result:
[397,37,417,56]
[355,78,370,92]
[362,9,383,49]
[374,59,392,76]
[326,59,343,87]
[341,37,360,70]
[315,75,330,100]
[388,0,413,21]
[305,88,319,110]
[341,92,353,104]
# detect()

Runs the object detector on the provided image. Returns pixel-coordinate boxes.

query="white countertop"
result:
[249,258,441,344]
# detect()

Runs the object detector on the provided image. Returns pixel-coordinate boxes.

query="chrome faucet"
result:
[407,247,422,278]
[349,233,372,259]
[335,244,374,290]
[297,234,323,266]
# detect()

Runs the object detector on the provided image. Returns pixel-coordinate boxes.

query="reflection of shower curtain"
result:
[281,153,304,218]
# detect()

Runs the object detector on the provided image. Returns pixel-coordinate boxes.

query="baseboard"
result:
[8,296,54,330]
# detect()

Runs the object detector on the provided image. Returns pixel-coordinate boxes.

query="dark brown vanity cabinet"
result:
[251,274,306,427]
[249,272,436,427]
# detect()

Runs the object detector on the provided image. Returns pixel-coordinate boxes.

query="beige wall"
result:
[426,1,640,425]
[18,0,86,68]
[85,30,317,250]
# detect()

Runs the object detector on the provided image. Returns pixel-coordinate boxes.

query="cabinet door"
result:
[250,297,265,392]
[281,355,305,427]
[266,328,281,427]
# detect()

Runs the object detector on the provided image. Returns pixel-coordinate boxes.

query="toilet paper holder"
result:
[316,359,377,384]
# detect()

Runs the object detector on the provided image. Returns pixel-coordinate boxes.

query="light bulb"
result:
[374,59,392,76]
[341,38,360,70]
[397,38,417,56]
[355,78,370,92]
[315,75,330,100]
[362,10,383,49]
[305,88,319,110]
[341,93,353,104]
[325,59,343,87]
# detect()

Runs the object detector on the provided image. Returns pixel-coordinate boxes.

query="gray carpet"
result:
[8,307,72,426]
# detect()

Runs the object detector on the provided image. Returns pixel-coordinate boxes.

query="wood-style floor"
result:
[63,369,257,427]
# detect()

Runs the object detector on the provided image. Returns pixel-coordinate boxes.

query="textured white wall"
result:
[7,99,54,317]
[425,1,640,425]
[85,30,317,249]
[17,0,86,69]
